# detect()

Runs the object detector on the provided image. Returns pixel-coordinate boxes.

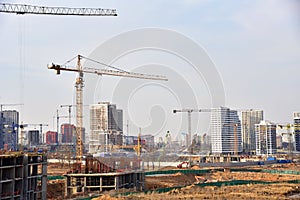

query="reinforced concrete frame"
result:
[0,152,47,200]
[65,171,144,197]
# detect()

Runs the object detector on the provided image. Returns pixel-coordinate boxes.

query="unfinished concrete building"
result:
[0,152,47,200]
[65,155,144,197]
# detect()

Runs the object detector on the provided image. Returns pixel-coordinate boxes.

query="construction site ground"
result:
[47,163,300,199]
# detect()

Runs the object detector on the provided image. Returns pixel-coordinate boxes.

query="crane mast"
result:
[49,55,168,172]
[60,105,73,126]
[173,109,211,148]
[75,55,84,169]
[0,3,117,16]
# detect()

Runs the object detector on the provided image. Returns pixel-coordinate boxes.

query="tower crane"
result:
[48,55,168,172]
[60,105,74,127]
[0,104,23,112]
[55,110,74,143]
[60,104,88,126]
[173,109,211,149]
[0,3,117,16]
[19,123,48,145]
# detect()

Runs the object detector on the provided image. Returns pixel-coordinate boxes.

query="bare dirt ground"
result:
[47,163,300,199]
[47,163,71,175]
[47,164,69,199]
[47,180,65,199]
[118,183,300,200]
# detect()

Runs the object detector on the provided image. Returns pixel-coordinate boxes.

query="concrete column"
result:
[100,177,102,192]
[42,160,47,200]
[23,155,28,199]
[133,173,137,190]
[65,177,68,197]
[114,176,118,190]
[123,175,125,188]
[83,176,87,194]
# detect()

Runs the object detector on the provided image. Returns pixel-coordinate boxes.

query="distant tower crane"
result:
[19,123,48,145]
[48,55,168,172]
[55,109,73,143]
[173,109,211,149]
[60,104,88,126]
[0,103,23,112]
[60,105,74,126]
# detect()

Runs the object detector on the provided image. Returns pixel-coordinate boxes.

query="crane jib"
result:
[0,3,117,16]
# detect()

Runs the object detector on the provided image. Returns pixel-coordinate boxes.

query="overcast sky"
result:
[0,0,299,140]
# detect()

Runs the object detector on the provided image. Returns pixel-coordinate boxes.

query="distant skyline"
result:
[0,0,299,139]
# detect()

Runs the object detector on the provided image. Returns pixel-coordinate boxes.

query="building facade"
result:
[241,110,263,154]
[27,130,40,146]
[45,131,58,144]
[294,112,300,152]
[0,112,4,149]
[255,120,277,155]
[89,102,123,154]
[116,109,123,131]
[61,124,76,143]
[210,107,242,154]
[1,110,19,150]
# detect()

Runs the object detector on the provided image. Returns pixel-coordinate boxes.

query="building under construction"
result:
[64,155,144,197]
[0,151,47,200]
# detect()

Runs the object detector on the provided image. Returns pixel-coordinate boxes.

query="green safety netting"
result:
[47,175,64,180]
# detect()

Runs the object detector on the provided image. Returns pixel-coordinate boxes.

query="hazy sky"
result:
[0,0,299,139]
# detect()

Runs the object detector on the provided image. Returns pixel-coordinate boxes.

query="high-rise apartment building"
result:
[46,131,58,144]
[28,130,40,146]
[1,110,19,150]
[255,120,277,155]
[210,107,242,154]
[61,124,76,143]
[0,112,4,149]
[241,110,263,153]
[116,109,123,131]
[89,102,123,154]
[294,112,300,152]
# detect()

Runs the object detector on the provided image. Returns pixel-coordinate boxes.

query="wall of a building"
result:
[210,107,242,154]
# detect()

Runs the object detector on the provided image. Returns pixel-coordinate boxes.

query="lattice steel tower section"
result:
[0,3,117,16]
